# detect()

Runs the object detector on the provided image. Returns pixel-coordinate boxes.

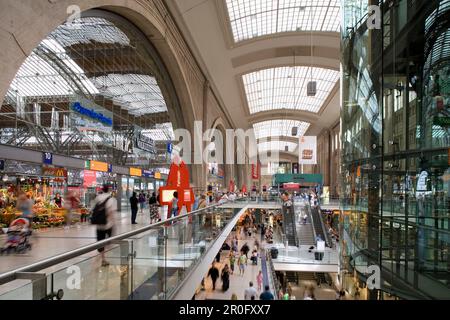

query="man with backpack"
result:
[91,185,117,267]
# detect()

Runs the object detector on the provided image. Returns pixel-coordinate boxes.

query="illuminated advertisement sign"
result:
[42,167,67,178]
[298,136,317,165]
[129,168,142,177]
[155,172,161,179]
[90,161,108,172]
[71,102,113,126]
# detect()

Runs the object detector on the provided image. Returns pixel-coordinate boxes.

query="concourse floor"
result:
[0,208,151,274]
[195,228,264,300]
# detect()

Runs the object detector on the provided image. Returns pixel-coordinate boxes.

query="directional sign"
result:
[43,152,53,165]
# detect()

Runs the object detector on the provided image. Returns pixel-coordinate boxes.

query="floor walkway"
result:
[195,228,267,300]
[0,208,151,273]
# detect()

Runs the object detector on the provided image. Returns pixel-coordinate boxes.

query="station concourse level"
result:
[0,0,448,302]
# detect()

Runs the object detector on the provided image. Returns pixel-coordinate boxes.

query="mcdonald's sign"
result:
[42,167,67,178]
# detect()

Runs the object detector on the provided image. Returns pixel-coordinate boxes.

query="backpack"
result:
[90,196,111,225]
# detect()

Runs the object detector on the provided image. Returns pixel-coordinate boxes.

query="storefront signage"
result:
[83,170,97,188]
[142,170,154,178]
[135,131,156,154]
[42,152,53,165]
[251,163,260,180]
[129,168,142,177]
[155,172,161,179]
[298,136,317,165]
[90,160,108,172]
[71,102,113,126]
[167,143,173,154]
[283,183,300,190]
[42,167,67,178]
[108,164,113,173]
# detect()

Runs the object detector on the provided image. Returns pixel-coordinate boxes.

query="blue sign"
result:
[108,164,113,173]
[71,102,113,126]
[167,143,173,154]
[0,160,4,171]
[43,152,53,165]
[142,170,154,178]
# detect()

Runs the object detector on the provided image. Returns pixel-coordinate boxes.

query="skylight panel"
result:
[226,0,340,42]
[253,119,310,140]
[243,66,339,114]
[258,140,297,153]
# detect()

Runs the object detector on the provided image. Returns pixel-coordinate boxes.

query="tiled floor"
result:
[0,209,152,273]
[195,228,265,300]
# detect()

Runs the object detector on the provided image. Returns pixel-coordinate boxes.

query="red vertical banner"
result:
[252,163,260,180]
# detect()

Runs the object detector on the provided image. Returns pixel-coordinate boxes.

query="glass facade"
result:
[341,0,450,299]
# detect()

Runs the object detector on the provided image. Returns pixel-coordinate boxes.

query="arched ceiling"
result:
[166,0,340,157]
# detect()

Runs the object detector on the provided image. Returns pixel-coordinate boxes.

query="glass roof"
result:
[142,122,174,141]
[258,140,297,153]
[243,66,339,114]
[253,119,310,140]
[91,74,167,116]
[49,17,130,47]
[225,0,340,42]
[9,39,98,97]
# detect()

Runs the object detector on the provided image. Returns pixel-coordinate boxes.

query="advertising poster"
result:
[298,136,317,165]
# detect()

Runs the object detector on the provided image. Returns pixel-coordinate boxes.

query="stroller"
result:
[1,218,32,254]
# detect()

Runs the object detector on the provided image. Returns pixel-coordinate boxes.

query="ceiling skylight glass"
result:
[225,0,340,42]
[91,74,168,116]
[258,140,297,153]
[243,66,339,114]
[253,119,310,140]
[142,122,174,141]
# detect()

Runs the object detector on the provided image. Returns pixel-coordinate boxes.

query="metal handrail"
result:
[0,198,247,285]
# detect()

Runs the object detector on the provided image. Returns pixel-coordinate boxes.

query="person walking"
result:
[91,185,117,267]
[221,264,230,292]
[207,262,219,290]
[256,270,263,292]
[259,285,274,300]
[64,191,80,229]
[17,192,33,224]
[149,192,158,222]
[238,252,247,276]
[229,251,236,275]
[198,194,207,209]
[129,192,138,224]
[138,192,146,214]
[244,281,257,300]
[171,191,179,218]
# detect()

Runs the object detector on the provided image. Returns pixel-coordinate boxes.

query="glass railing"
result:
[270,245,339,266]
[0,200,248,300]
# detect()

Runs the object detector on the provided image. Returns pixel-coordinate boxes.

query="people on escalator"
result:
[221,264,230,292]
[129,192,138,224]
[207,262,219,290]
[303,213,308,224]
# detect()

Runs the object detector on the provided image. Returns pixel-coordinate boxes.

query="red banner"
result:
[251,163,260,180]
[83,170,97,188]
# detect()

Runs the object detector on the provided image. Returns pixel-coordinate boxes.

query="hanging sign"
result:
[142,170,154,178]
[167,142,173,154]
[90,161,108,172]
[251,163,260,180]
[129,168,142,177]
[135,131,156,154]
[42,152,53,165]
[298,136,317,165]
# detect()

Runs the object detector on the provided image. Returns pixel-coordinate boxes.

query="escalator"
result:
[309,205,332,248]
[282,205,298,247]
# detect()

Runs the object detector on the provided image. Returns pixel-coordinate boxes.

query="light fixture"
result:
[292,127,298,136]
[285,145,289,152]
[2,175,8,182]
[20,177,25,182]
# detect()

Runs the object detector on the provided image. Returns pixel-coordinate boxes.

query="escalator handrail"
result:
[0,198,248,285]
